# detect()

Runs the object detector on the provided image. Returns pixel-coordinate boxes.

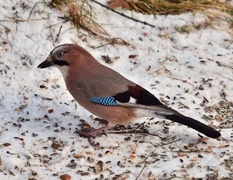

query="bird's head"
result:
[37,44,88,78]
[37,44,74,69]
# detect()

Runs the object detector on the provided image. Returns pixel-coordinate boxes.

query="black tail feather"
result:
[164,114,221,139]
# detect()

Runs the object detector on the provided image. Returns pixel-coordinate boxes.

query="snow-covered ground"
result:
[0,0,232,179]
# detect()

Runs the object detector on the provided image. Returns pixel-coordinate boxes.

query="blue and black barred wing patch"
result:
[90,96,117,106]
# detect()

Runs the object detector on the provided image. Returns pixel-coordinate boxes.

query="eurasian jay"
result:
[37,44,221,138]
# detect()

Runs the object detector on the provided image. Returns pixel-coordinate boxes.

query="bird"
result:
[37,44,221,139]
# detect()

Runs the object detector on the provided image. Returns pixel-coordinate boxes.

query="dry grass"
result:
[49,0,108,36]
[48,0,130,46]
[109,0,233,15]
[47,0,233,44]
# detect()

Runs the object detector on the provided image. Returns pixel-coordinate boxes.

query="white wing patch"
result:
[129,96,137,103]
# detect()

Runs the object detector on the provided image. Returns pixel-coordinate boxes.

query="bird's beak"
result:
[37,55,53,69]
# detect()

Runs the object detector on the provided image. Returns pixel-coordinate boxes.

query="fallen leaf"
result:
[60,174,71,180]
[129,54,138,59]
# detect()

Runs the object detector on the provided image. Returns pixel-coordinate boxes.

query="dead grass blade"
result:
[49,0,108,36]
[109,0,233,15]
[48,0,130,46]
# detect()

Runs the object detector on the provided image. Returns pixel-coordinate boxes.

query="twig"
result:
[172,77,195,87]
[0,18,49,22]
[217,72,233,81]
[90,0,155,28]
[206,58,233,70]
[55,25,63,43]
[150,138,182,148]
[108,129,163,139]
[226,40,233,49]
[216,60,233,69]
[28,1,46,19]
[135,162,147,180]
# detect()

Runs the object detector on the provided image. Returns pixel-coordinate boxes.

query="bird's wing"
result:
[89,82,169,108]
[88,83,175,114]
[76,62,175,113]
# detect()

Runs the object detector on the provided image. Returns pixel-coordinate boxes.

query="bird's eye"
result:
[56,50,65,58]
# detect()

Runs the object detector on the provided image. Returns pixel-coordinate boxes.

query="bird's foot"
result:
[78,128,106,138]
[77,119,109,138]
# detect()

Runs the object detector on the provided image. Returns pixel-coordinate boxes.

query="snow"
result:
[0,0,233,179]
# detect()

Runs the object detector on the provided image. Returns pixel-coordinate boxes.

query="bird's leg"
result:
[78,118,109,137]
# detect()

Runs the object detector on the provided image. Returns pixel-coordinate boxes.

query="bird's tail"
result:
[163,114,221,139]
[134,106,221,139]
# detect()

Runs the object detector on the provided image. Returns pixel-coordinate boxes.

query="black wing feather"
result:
[113,85,162,106]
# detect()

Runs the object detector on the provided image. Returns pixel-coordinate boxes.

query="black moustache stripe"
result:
[54,60,69,66]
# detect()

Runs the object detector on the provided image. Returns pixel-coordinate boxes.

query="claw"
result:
[101,132,108,137]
